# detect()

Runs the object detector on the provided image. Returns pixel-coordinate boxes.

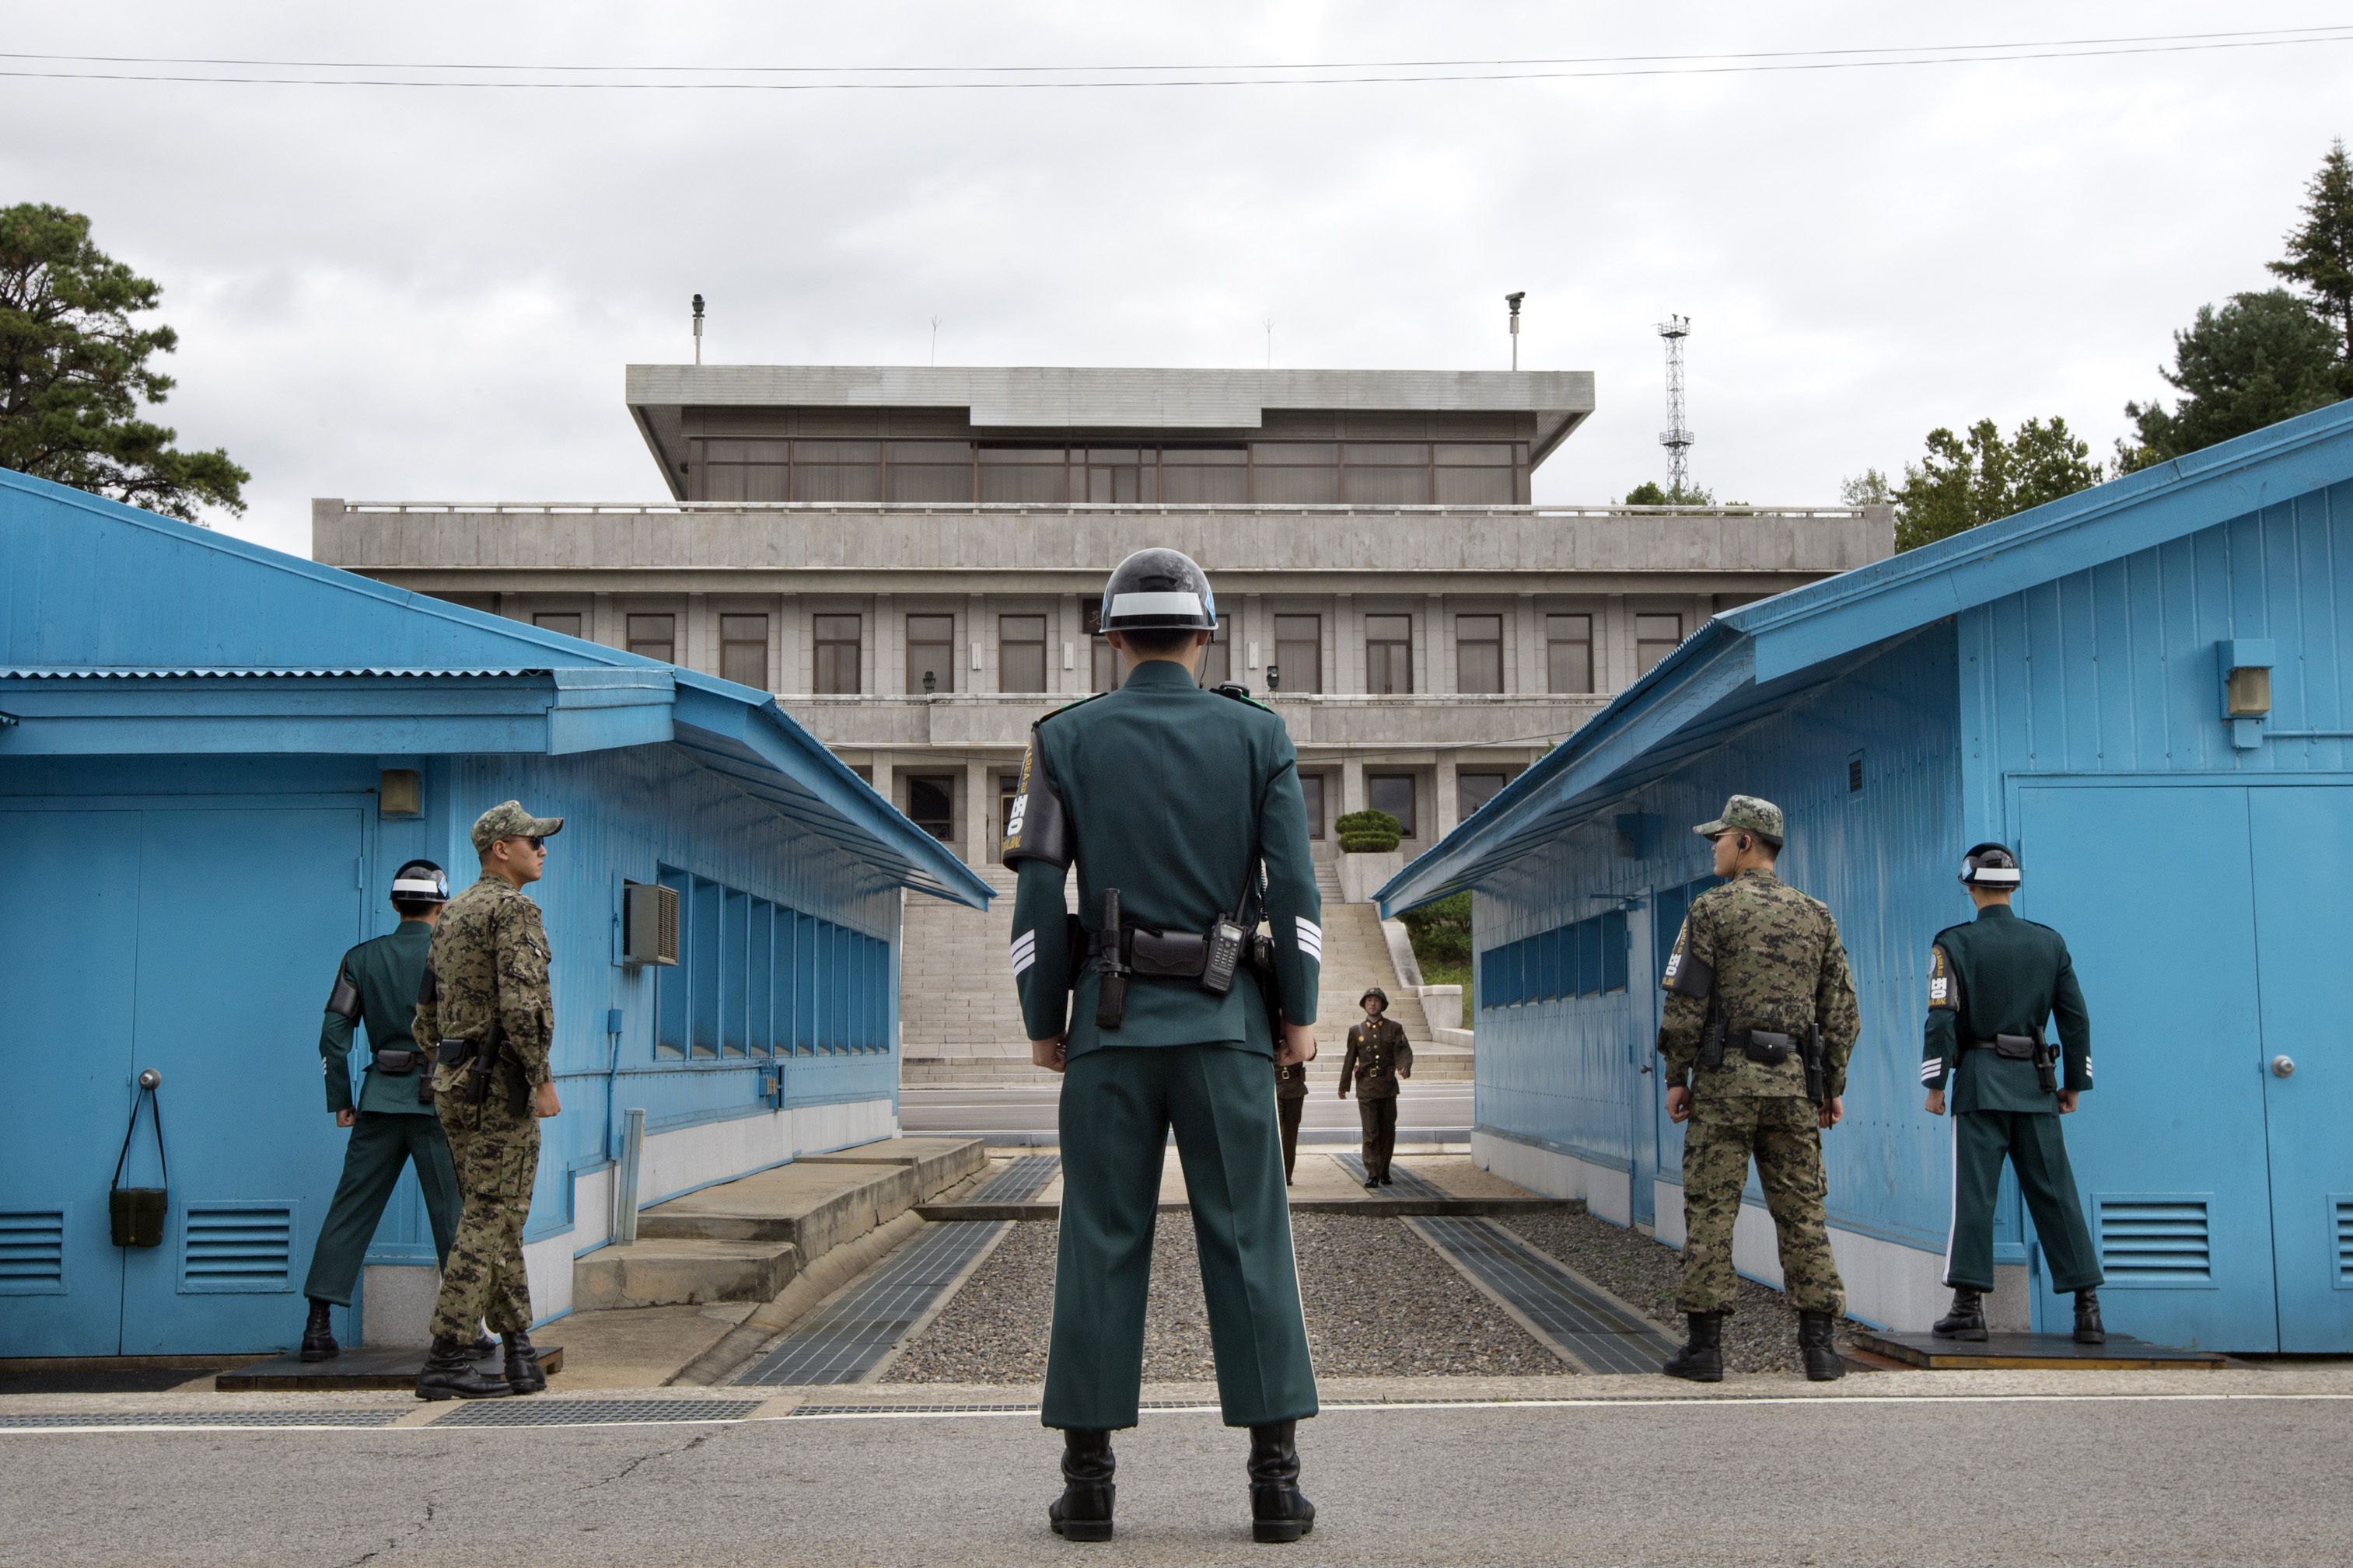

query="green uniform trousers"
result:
[1356,1095,1399,1182]
[1946,1109,2103,1294]
[302,1111,462,1307]
[1046,1044,1318,1430]
[1277,1096,1304,1182]
[1678,1094,1845,1317]
[429,1095,540,1341]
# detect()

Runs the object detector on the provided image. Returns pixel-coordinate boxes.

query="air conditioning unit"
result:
[622,882,680,966]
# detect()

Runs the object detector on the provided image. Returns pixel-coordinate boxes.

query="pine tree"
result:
[2270,138,2353,363]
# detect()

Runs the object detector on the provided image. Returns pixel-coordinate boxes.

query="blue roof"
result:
[0,469,989,907]
[1379,396,2353,913]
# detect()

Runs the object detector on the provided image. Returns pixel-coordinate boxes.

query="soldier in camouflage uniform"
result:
[1656,795,1859,1383]
[412,801,564,1401]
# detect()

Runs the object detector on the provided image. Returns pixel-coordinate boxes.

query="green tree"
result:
[1892,416,2100,551]
[2270,137,2353,362]
[1840,469,1892,507]
[0,203,246,522]
[2116,290,2344,471]
[1623,480,1715,506]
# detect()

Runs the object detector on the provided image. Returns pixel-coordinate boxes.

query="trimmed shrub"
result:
[1334,808,1401,853]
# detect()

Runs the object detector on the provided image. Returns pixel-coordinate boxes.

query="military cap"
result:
[1360,987,1390,1010]
[1693,794,1784,845]
[470,800,564,854]
[1959,841,2022,886]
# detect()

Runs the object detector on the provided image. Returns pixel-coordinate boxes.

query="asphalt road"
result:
[5,1391,2347,1566]
[901,1082,1474,1143]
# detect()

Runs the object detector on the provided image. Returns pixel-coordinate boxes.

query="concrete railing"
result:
[779,691,1607,750]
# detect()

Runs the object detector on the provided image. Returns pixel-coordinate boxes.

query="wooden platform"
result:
[215,1344,563,1392]
[1851,1329,2225,1371]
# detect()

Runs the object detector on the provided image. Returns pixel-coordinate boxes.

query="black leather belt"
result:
[1966,1034,2043,1060]
[371,1047,425,1075]
[1085,925,1211,980]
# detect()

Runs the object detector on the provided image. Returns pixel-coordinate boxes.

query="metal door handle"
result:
[137,1068,163,1089]
[2271,1055,2295,1079]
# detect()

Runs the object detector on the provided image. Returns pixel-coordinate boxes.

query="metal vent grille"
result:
[0,1210,66,1294]
[1847,753,1865,794]
[2096,1196,2211,1285]
[2335,1198,2353,1287]
[433,1398,763,1427]
[180,1204,294,1293]
[624,882,680,966]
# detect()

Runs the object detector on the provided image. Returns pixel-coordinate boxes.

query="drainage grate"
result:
[736,1219,1008,1387]
[1410,1214,1680,1375]
[0,1409,405,1430]
[1330,1154,1444,1196]
[968,1154,1061,1204]
[432,1399,765,1427]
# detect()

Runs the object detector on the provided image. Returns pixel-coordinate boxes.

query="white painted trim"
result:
[1471,1129,1632,1227]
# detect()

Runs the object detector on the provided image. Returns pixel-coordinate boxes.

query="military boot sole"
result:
[1661,1355,1723,1383]
[2074,1329,2107,1345]
[1932,1320,1991,1342]
[298,1341,339,1364]
[415,1375,514,1402]
[1050,1517,1114,1543]
[1803,1357,1848,1382]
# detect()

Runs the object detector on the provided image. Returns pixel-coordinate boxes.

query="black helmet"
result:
[1099,547,1217,633]
[1959,843,2021,889]
[1360,987,1390,1011]
[390,859,451,903]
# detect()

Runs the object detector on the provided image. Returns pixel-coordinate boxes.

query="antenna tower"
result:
[1656,314,1693,496]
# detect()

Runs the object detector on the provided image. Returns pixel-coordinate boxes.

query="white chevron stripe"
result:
[1012,948,1035,978]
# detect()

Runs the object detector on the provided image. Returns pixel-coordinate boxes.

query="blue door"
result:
[0,800,365,1356]
[2250,787,2353,1353]
[2019,784,2280,1350]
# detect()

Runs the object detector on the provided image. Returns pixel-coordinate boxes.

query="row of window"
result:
[688,438,1526,508]
[653,868,890,1059]
[531,607,1687,697]
[894,767,1508,845]
[1478,910,1631,1009]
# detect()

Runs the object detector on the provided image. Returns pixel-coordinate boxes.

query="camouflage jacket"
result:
[1656,868,1858,1098]
[415,873,555,1092]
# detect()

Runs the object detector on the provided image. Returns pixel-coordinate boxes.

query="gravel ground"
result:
[1501,1208,1867,1375]
[883,1214,1564,1384]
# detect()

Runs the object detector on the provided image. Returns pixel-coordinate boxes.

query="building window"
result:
[694,438,789,502]
[720,613,769,690]
[1300,774,1326,839]
[1161,447,1247,504]
[1435,442,1517,505]
[1253,443,1341,505]
[1458,771,1507,819]
[654,866,886,1062]
[626,613,676,664]
[906,776,954,841]
[1000,614,1047,693]
[532,611,582,638]
[1365,614,1414,695]
[1081,602,1121,692]
[978,445,1070,505]
[1368,773,1417,836]
[999,778,1019,849]
[814,614,862,694]
[1271,614,1322,694]
[1342,443,1433,505]
[1547,613,1594,693]
[1456,615,1503,694]
[905,614,954,695]
[1201,620,1230,686]
[1079,448,1149,504]
[790,440,882,504]
[885,441,975,504]
[1635,613,1685,676]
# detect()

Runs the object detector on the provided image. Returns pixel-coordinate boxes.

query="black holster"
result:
[1801,1025,1828,1106]
[1094,889,1129,1030]
[1697,1000,1728,1070]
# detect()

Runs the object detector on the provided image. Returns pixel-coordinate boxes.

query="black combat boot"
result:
[1047,1429,1116,1542]
[1932,1286,1990,1341]
[470,1324,500,1359]
[299,1298,340,1363]
[502,1329,547,1394]
[1799,1310,1847,1381]
[1661,1311,1723,1382]
[2074,1289,2107,1346]
[415,1334,513,1400]
[1246,1421,1316,1544]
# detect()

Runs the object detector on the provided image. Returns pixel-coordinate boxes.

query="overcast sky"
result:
[5,2,2349,555]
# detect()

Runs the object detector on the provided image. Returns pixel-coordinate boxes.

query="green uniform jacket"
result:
[320,920,436,1115]
[1340,1016,1412,1099]
[1921,903,2091,1115]
[1007,659,1321,1057]
[1657,867,1860,1098]
[415,874,557,1095]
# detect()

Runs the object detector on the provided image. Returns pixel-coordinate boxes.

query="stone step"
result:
[576,1136,986,1309]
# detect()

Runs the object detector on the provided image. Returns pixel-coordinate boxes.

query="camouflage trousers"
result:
[1676,1093,1845,1317]
[429,1094,540,1341]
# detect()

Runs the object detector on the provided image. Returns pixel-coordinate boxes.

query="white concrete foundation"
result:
[1651,1175,1955,1331]
[1472,1129,1633,1227]
[358,1096,898,1346]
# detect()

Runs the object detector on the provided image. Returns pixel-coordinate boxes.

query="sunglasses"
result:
[502,835,546,852]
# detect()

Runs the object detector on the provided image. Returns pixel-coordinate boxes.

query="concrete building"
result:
[0,469,984,1358]
[313,365,1893,875]
[1379,399,2353,1351]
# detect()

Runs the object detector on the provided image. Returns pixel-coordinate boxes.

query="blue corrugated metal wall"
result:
[1474,624,1970,1251]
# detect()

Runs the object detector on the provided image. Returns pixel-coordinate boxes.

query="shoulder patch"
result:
[1928,943,1956,1011]
[1211,681,1275,713]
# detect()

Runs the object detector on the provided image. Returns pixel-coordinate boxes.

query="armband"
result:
[325,959,362,1020]
[1928,945,1958,1011]
[1002,732,1075,870]
[1662,927,1715,998]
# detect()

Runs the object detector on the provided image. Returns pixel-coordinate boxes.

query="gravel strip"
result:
[1501,1208,1869,1375]
[883,1214,1563,1384]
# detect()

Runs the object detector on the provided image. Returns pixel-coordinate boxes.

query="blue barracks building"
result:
[1381,401,2353,1352]
[0,470,986,1359]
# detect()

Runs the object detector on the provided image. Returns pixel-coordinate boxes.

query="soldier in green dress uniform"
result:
[297,861,469,1361]
[1338,987,1412,1186]
[1274,1058,1309,1185]
[1656,796,1860,1383]
[1921,842,2105,1344]
[1006,547,1323,1545]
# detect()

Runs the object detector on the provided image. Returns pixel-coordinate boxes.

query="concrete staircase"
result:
[899,860,1467,1086]
[573,1137,985,1310]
